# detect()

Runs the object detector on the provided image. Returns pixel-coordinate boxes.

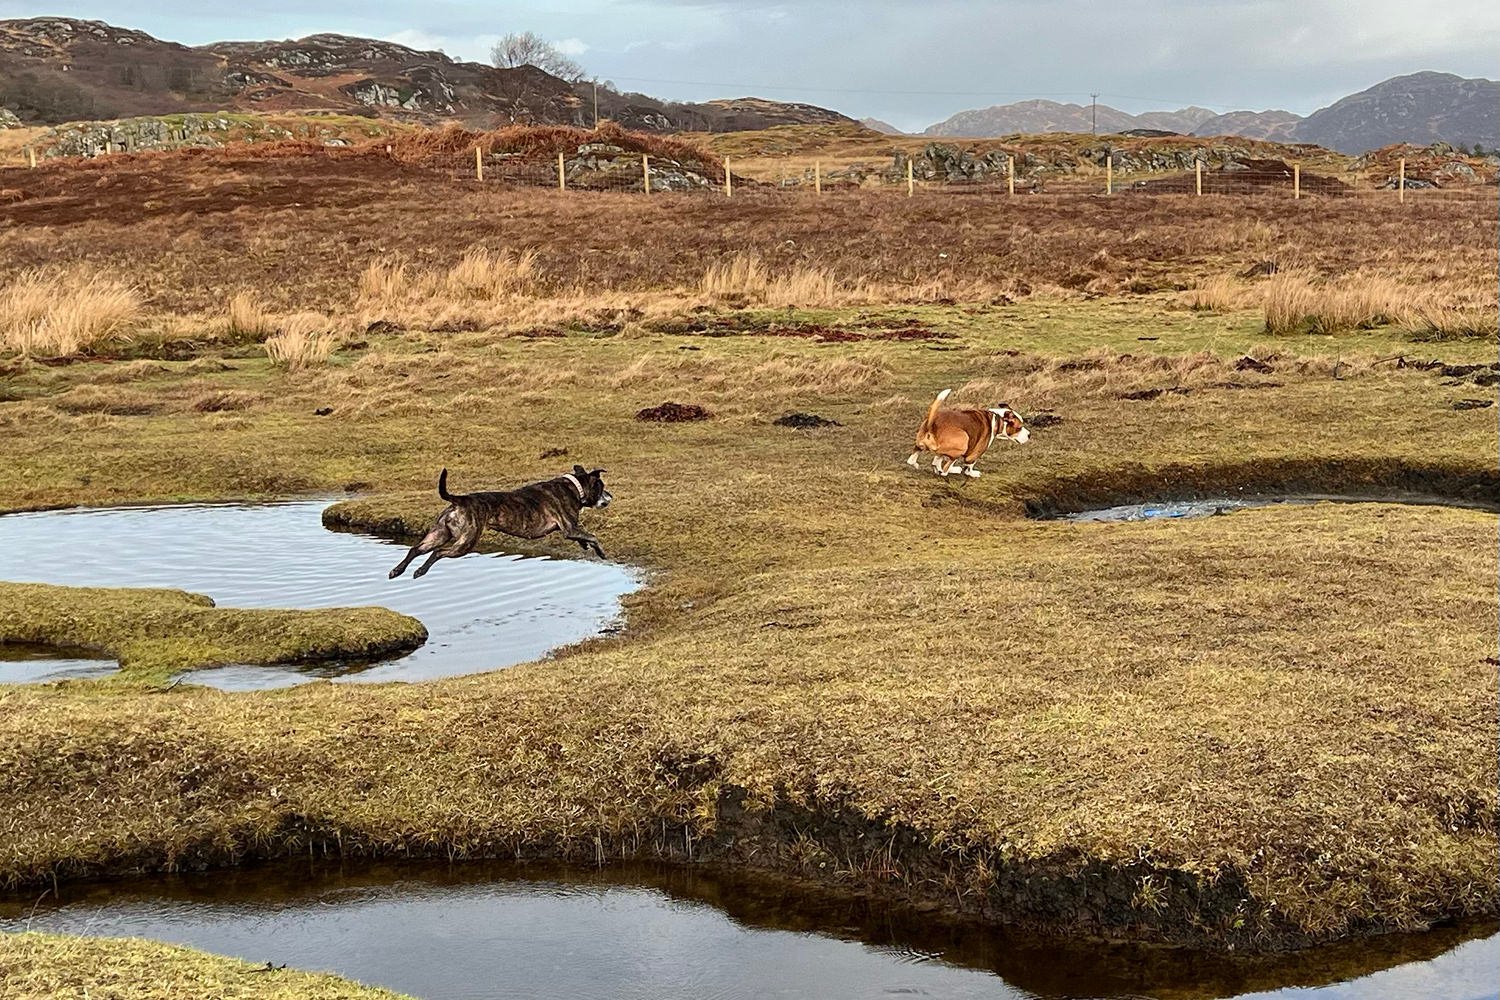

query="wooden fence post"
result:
[1007,155,1015,196]
[475,146,483,182]
[1105,154,1112,195]
[814,160,821,195]
[1293,164,1301,200]
[1398,158,1406,203]
[642,154,651,194]
[557,151,566,191]
[1195,159,1202,196]
[27,146,37,169]
[906,158,914,197]
[724,157,732,198]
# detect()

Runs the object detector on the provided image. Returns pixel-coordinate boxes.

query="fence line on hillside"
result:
[11,140,1493,203]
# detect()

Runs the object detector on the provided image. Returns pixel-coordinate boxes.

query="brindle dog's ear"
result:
[573,464,587,477]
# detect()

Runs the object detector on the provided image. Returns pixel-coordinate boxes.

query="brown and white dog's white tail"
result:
[915,388,951,450]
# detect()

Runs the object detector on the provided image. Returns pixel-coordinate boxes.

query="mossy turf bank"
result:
[0,297,1495,953]
[0,582,427,685]
[0,932,409,1000]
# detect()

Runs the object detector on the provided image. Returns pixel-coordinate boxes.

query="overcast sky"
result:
[6,1,1498,130]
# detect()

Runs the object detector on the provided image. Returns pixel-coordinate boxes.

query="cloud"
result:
[554,37,590,56]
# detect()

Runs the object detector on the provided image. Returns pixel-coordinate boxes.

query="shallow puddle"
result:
[0,862,1493,1000]
[0,642,117,684]
[1050,493,1500,523]
[0,501,638,688]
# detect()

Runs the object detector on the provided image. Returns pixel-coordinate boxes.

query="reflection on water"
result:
[0,642,116,684]
[0,502,638,688]
[1,862,1494,1000]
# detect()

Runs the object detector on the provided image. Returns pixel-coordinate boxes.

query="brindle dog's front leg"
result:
[564,525,606,559]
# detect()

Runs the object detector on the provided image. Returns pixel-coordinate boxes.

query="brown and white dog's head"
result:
[987,405,1030,445]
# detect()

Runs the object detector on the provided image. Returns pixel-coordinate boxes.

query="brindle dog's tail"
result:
[438,468,457,502]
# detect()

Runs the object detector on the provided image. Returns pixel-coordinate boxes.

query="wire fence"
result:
[443,146,1495,203]
[14,137,1495,204]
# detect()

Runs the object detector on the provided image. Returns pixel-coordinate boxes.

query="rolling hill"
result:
[0,17,854,133]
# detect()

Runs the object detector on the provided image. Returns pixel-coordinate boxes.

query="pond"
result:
[0,501,638,688]
[1,862,1493,1000]
[1042,493,1500,523]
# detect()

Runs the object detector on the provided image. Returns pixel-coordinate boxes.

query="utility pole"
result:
[1091,92,1099,135]
[593,81,599,128]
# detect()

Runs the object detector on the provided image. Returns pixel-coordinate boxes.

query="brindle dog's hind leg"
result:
[389,522,453,579]
[412,517,484,579]
[564,526,606,560]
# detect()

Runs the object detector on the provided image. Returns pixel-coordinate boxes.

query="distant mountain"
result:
[924,100,1214,137]
[923,73,1499,153]
[0,17,854,133]
[1292,72,1499,153]
[859,116,903,135]
[1190,109,1302,141]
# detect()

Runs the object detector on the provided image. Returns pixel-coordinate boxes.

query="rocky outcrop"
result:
[30,113,380,158]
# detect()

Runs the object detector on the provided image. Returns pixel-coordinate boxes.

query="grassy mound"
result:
[0,932,409,1000]
[0,582,426,684]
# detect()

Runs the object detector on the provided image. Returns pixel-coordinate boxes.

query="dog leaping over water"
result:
[906,388,1029,477]
[389,466,613,579]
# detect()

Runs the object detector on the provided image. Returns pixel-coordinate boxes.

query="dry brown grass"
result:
[699,253,842,307]
[224,291,277,341]
[264,313,341,370]
[1402,304,1500,341]
[0,267,139,356]
[1182,275,1252,312]
[2,150,1490,324]
[1262,272,1411,334]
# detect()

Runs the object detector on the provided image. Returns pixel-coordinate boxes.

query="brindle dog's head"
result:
[573,465,613,508]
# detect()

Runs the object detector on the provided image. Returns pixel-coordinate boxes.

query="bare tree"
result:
[490,32,585,82]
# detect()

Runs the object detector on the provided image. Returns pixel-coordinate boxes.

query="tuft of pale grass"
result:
[1183,275,1250,312]
[700,253,844,308]
[444,247,539,300]
[225,291,277,341]
[1262,272,1419,335]
[264,313,341,371]
[0,268,140,357]
[1402,305,1499,342]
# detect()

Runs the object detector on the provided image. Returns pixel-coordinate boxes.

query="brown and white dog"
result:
[906,389,1029,477]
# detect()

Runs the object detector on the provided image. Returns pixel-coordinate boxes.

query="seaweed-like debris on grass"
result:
[774,412,842,429]
[637,402,711,422]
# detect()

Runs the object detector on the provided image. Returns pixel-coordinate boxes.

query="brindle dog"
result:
[388,465,613,580]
